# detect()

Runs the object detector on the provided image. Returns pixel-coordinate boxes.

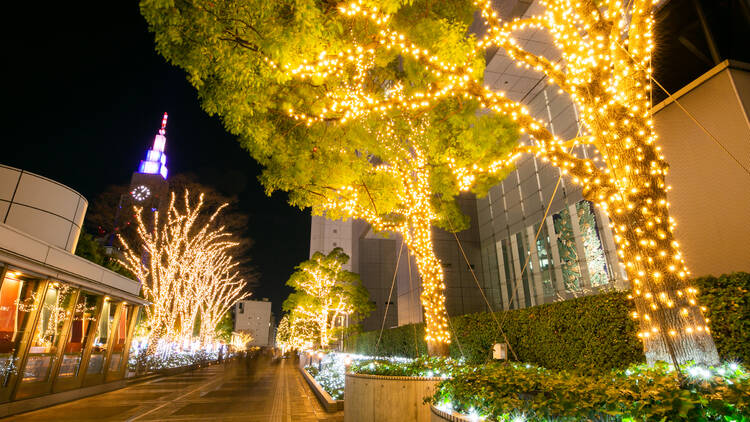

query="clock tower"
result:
[129,113,170,213]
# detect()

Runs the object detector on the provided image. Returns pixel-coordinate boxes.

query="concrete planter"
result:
[300,368,344,412]
[344,373,443,422]
[429,404,475,422]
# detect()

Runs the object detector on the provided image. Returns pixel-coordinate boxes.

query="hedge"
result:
[346,272,750,370]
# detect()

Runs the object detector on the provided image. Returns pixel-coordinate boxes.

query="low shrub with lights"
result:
[432,361,750,421]
[304,352,415,400]
[349,356,461,379]
[128,348,227,374]
[348,272,750,370]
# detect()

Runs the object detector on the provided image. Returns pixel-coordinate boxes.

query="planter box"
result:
[344,373,443,422]
[300,367,344,412]
[430,404,474,422]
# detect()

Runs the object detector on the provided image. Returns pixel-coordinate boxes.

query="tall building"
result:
[234,299,273,347]
[128,113,170,211]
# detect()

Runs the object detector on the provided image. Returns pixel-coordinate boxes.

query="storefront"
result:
[0,165,145,410]
[0,263,143,403]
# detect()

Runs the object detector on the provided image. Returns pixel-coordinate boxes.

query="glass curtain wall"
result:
[53,292,102,392]
[0,265,141,401]
[106,304,135,378]
[84,300,119,384]
[0,268,47,402]
[15,283,78,398]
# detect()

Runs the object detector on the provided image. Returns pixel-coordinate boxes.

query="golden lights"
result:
[271,0,717,363]
[120,190,249,352]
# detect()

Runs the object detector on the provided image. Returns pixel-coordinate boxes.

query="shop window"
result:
[553,207,583,291]
[575,201,609,287]
[108,304,134,373]
[22,283,77,383]
[87,300,116,375]
[0,271,44,387]
[534,224,557,297]
[57,292,98,378]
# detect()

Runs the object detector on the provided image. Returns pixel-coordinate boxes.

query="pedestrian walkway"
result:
[5,356,343,421]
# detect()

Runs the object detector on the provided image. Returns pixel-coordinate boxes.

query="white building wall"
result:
[309,215,354,270]
[0,165,87,252]
[234,299,272,347]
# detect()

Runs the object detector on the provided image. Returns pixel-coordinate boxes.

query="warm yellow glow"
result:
[305,119,451,347]
[269,0,717,363]
[120,190,249,351]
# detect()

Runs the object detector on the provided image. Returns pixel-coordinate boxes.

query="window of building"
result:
[575,201,609,287]
[57,292,98,378]
[534,224,557,298]
[514,232,533,308]
[108,304,135,373]
[553,207,583,292]
[22,282,77,383]
[500,239,515,309]
[0,270,45,391]
[87,299,117,375]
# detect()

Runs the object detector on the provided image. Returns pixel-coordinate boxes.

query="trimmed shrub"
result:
[347,272,750,370]
[694,272,750,364]
[433,361,750,421]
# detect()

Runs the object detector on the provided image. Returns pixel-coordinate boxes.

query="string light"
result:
[299,118,452,351]
[271,0,718,364]
[120,190,249,353]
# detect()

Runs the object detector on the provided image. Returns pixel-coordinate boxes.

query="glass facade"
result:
[57,292,99,379]
[476,83,627,311]
[86,300,117,377]
[108,304,135,374]
[0,266,140,402]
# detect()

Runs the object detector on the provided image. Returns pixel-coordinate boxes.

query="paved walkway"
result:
[6,356,343,421]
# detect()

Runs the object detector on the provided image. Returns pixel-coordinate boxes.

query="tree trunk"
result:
[319,315,329,349]
[403,217,451,357]
[588,117,720,366]
[146,322,165,355]
[606,204,719,366]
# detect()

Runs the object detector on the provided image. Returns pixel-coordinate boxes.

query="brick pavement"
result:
[5,355,343,421]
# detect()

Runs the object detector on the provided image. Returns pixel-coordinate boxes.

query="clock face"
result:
[131,185,151,202]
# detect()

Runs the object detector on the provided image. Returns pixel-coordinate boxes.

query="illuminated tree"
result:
[120,190,248,352]
[194,249,248,344]
[143,0,515,355]
[275,314,317,353]
[283,248,373,349]
[142,0,719,364]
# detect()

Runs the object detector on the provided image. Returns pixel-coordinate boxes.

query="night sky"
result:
[2,2,306,316]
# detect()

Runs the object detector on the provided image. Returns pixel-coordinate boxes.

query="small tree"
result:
[276,314,317,353]
[283,248,372,349]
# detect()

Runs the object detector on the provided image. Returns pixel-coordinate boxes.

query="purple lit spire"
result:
[137,112,169,179]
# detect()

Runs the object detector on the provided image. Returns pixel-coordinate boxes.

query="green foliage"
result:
[284,248,374,321]
[348,291,644,370]
[348,273,750,370]
[75,232,135,280]
[140,0,518,234]
[433,362,750,421]
[216,310,234,343]
[694,272,750,364]
[350,356,462,378]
